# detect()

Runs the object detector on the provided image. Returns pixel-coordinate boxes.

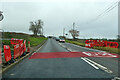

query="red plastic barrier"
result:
[10,38,19,45]
[14,44,20,59]
[85,40,119,48]
[4,45,12,62]
[10,38,23,45]
[20,42,24,56]
[85,40,91,48]
[106,42,119,48]
[27,41,30,53]
[112,42,119,48]
[23,40,26,52]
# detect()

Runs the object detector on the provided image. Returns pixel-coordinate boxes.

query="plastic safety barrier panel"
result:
[85,40,119,48]
[20,42,24,56]
[10,38,23,45]
[14,44,20,59]
[27,41,30,53]
[23,40,26,52]
[4,45,12,62]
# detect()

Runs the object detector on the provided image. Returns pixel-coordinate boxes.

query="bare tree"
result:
[69,29,79,40]
[29,19,43,36]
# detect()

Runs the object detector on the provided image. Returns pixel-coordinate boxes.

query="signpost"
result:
[0,11,4,21]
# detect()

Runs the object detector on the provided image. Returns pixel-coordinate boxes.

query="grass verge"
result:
[2,32,48,47]
[66,39,120,54]
[29,37,47,47]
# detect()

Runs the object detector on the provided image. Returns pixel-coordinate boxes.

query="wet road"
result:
[61,42,118,76]
[2,39,114,79]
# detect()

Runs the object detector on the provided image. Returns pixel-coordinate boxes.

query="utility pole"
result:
[42,27,43,36]
[63,28,65,36]
[73,22,75,30]
[73,22,75,39]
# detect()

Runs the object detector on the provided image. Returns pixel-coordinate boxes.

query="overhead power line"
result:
[94,0,120,21]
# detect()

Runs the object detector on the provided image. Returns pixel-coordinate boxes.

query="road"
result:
[61,42,118,76]
[2,39,115,80]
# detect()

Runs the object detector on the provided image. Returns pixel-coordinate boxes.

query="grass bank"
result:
[29,37,47,47]
[2,32,48,47]
[66,39,119,54]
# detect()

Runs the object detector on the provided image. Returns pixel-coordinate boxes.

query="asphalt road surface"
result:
[2,39,114,80]
[61,42,119,76]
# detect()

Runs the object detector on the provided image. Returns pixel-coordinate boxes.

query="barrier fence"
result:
[85,40,119,48]
[1,38,30,64]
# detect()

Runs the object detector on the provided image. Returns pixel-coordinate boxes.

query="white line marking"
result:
[84,58,107,69]
[32,53,35,55]
[31,43,44,55]
[81,57,99,69]
[10,73,15,76]
[84,58,113,73]
[59,41,113,73]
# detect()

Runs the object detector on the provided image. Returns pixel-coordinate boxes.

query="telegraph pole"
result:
[73,22,75,30]
[63,28,65,36]
[42,27,43,36]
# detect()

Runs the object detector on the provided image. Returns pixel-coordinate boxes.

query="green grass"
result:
[65,40,85,47]
[2,32,48,47]
[93,46,119,54]
[29,37,47,46]
[2,37,47,53]
[66,39,120,54]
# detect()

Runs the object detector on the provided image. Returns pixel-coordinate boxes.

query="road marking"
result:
[32,53,35,55]
[113,77,120,80]
[81,57,99,69]
[10,73,15,76]
[84,58,113,74]
[31,45,43,55]
[59,43,113,74]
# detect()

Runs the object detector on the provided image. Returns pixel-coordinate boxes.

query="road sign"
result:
[0,11,4,21]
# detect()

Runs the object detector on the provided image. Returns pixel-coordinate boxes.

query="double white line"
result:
[81,57,99,69]
[81,57,112,74]
[59,43,113,74]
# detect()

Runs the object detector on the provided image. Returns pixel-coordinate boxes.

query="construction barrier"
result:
[23,40,26,52]
[14,44,20,59]
[27,41,30,53]
[19,40,24,56]
[2,38,30,64]
[85,40,119,48]
[4,45,12,62]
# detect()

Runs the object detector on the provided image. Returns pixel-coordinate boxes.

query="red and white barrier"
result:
[4,45,12,62]
[85,40,119,48]
[2,38,30,64]
[14,44,20,59]
[23,40,26,52]
[27,41,30,53]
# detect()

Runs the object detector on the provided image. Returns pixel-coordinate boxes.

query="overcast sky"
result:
[0,0,118,39]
